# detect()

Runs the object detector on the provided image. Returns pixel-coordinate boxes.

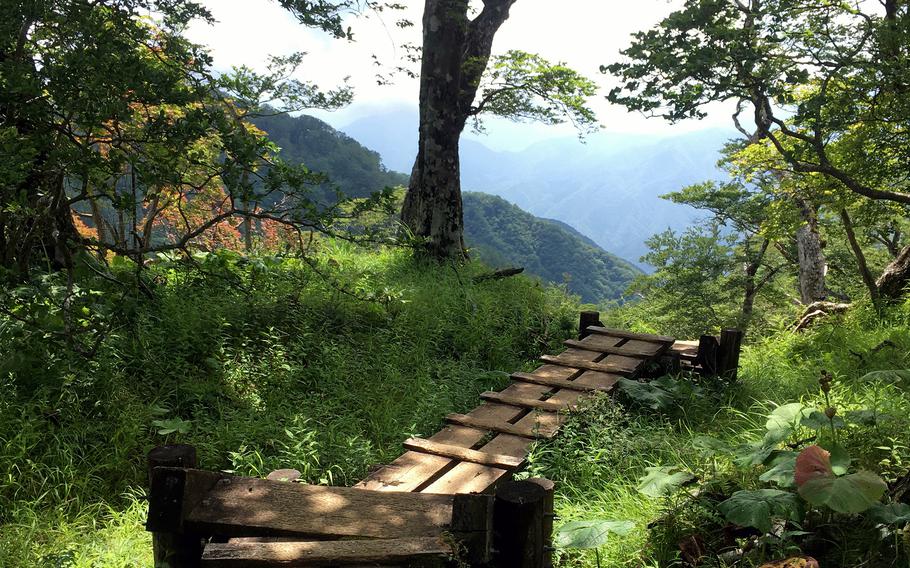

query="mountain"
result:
[254,112,640,302]
[463,192,642,303]
[339,105,733,267]
[252,113,408,199]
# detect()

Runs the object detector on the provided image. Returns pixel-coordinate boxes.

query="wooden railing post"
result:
[147,445,202,568]
[527,478,555,568]
[492,480,547,568]
[578,311,601,340]
[717,329,745,380]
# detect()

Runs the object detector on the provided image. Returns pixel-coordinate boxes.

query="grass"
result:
[526,299,910,567]
[0,241,579,566]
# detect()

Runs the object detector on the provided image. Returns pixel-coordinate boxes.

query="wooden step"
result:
[509,372,617,393]
[480,391,577,412]
[585,326,674,344]
[445,413,557,439]
[402,437,524,469]
[563,339,658,358]
[540,354,638,375]
[202,536,452,567]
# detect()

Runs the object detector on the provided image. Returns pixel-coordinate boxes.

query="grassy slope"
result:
[0,243,579,566]
[526,301,910,566]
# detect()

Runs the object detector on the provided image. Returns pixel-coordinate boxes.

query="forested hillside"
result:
[463,192,641,302]
[252,113,642,303]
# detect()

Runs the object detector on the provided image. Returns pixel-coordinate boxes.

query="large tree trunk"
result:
[877,244,910,299]
[401,0,516,259]
[796,198,827,304]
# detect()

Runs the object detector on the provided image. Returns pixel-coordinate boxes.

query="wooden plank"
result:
[562,339,656,358]
[445,413,557,439]
[183,472,457,539]
[421,434,529,495]
[510,372,617,393]
[355,404,522,492]
[202,537,451,567]
[479,391,578,412]
[540,354,639,375]
[402,437,524,470]
[586,326,675,344]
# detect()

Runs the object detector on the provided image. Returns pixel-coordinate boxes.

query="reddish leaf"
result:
[795,445,833,487]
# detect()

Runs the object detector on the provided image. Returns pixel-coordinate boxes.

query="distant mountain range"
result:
[255,111,640,302]
[463,192,642,303]
[341,106,735,267]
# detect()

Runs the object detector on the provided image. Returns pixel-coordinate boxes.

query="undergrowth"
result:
[0,241,578,566]
[526,300,910,567]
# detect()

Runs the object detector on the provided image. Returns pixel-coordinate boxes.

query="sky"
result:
[186,1,734,151]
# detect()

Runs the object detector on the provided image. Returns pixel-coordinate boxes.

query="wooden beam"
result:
[585,326,675,344]
[539,354,637,375]
[480,391,577,412]
[201,537,452,567]
[146,446,204,568]
[402,437,524,470]
[179,470,460,539]
[493,481,548,568]
[445,414,557,439]
[562,339,656,358]
[510,372,616,393]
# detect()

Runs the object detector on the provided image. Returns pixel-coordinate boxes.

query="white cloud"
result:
[187,0,735,149]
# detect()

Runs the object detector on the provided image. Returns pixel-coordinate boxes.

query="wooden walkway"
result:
[354,326,673,496]
[146,314,741,567]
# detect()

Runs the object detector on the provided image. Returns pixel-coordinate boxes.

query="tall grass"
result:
[0,242,578,566]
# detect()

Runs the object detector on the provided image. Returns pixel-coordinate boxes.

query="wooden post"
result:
[717,329,745,380]
[492,480,547,568]
[696,334,719,376]
[527,478,555,568]
[578,311,601,340]
[451,493,495,564]
[147,445,202,568]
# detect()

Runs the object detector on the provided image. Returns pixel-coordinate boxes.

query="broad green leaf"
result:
[637,466,694,498]
[766,403,808,436]
[824,443,851,476]
[735,430,789,467]
[617,379,676,410]
[717,489,802,534]
[868,503,910,525]
[857,370,910,385]
[759,452,797,488]
[800,411,845,431]
[692,435,732,457]
[845,409,887,426]
[152,417,193,436]
[554,520,635,549]
[798,471,887,514]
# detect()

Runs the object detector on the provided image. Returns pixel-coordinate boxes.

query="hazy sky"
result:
[187,1,733,150]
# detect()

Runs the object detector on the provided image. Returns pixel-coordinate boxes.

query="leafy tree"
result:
[400,0,598,259]
[605,0,910,298]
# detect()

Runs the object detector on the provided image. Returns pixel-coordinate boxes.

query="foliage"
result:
[0,243,579,565]
[462,192,642,303]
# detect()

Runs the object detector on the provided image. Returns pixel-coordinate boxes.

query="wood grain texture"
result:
[585,326,675,344]
[479,391,577,412]
[539,354,638,375]
[562,339,655,357]
[510,372,616,393]
[184,472,456,539]
[201,537,451,567]
[402,437,524,469]
[445,413,557,439]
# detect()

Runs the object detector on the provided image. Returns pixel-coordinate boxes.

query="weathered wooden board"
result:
[402,437,524,470]
[479,391,577,412]
[562,339,655,358]
[184,472,456,539]
[510,371,617,393]
[539,354,638,375]
[202,537,451,567]
[445,413,557,439]
[585,326,675,344]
